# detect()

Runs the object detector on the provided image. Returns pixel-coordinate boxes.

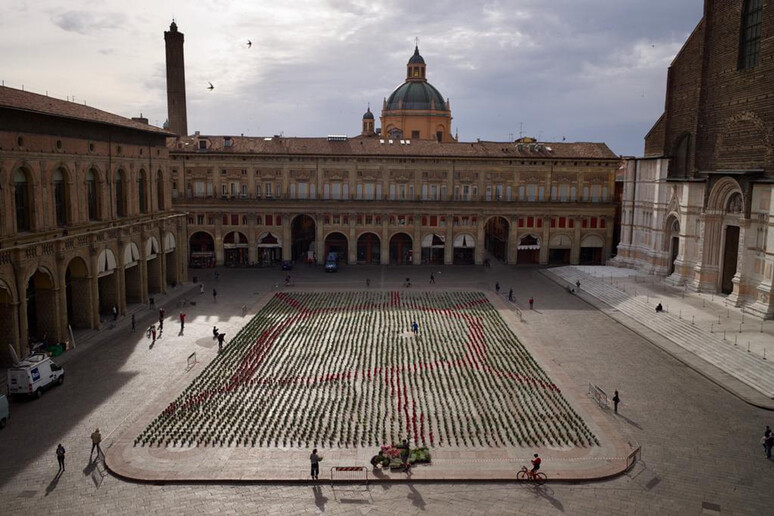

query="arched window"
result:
[671,134,691,178]
[156,170,165,211]
[739,0,763,70]
[14,169,31,232]
[115,170,125,218]
[53,168,67,226]
[138,170,148,214]
[87,169,98,221]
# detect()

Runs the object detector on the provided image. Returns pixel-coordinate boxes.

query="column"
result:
[412,214,421,266]
[444,215,454,265]
[215,213,224,265]
[380,215,390,265]
[508,220,519,265]
[348,215,357,265]
[475,219,485,265]
[56,251,68,343]
[158,226,168,293]
[247,215,258,264]
[315,213,324,265]
[539,217,550,265]
[89,243,100,328]
[14,262,28,355]
[571,217,581,265]
[282,216,292,261]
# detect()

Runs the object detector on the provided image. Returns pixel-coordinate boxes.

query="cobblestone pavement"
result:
[1,264,773,515]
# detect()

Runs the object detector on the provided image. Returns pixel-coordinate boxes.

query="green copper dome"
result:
[386,81,447,111]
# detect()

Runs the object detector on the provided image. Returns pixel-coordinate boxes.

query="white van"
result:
[7,354,65,399]
[0,394,8,428]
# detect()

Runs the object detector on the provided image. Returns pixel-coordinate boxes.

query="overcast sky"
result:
[1,0,703,156]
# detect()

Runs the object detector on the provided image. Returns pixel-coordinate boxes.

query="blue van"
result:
[325,252,338,272]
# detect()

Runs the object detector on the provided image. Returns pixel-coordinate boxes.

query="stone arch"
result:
[114,168,127,217]
[484,216,510,262]
[548,233,573,265]
[323,231,348,262]
[516,233,541,265]
[13,165,35,232]
[145,236,162,294]
[164,231,179,286]
[138,168,149,214]
[25,266,58,343]
[65,255,92,329]
[664,213,681,275]
[224,231,249,266]
[0,277,18,365]
[156,169,166,211]
[389,232,413,264]
[96,247,119,318]
[453,233,475,265]
[356,232,381,264]
[707,177,744,214]
[123,241,142,304]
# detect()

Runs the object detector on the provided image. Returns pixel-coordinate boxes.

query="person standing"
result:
[528,297,534,309]
[200,283,205,295]
[217,332,226,353]
[366,278,371,287]
[612,390,620,414]
[509,289,514,302]
[158,318,164,336]
[430,273,435,284]
[90,428,103,460]
[576,280,581,290]
[112,305,118,322]
[151,325,157,344]
[159,307,166,324]
[179,312,186,330]
[56,444,66,473]
[495,282,500,294]
[764,432,774,459]
[131,314,136,333]
[213,288,218,303]
[309,449,321,480]
[412,321,419,335]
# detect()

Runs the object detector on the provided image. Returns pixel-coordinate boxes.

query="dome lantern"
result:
[407,46,426,81]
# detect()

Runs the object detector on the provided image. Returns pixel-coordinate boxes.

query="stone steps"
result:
[549,267,774,399]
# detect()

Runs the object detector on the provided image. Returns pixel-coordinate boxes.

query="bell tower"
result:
[164,20,188,137]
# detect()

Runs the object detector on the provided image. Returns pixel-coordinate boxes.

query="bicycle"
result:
[517,466,547,485]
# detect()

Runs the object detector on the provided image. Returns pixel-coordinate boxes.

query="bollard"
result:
[765,349,767,361]
[742,313,745,324]
[735,335,738,346]
[748,341,750,352]
[739,323,743,333]
[718,315,721,324]
[762,321,764,333]
[723,330,726,341]
[727,308,730,318]
[711,323,714,333]
[692,315,695,325]
[679,310,682,320]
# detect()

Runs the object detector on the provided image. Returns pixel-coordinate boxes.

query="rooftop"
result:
[169,135,617,160]
[0,86,172,136]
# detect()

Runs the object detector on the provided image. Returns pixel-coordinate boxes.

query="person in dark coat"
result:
[56,444,66,472]
[613,390,620,414]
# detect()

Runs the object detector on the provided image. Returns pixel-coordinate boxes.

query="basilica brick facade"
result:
[615,0,774,318]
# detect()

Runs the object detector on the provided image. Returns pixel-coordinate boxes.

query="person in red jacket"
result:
[530,453,541,478]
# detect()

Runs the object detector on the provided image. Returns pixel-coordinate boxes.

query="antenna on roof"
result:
[414,36,419,47]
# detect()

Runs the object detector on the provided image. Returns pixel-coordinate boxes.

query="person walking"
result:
[495,282,500,294]
[200,283,205,295]
[179,312,186,330]
[430,273,435,284]
[158,318,164,336]
[763,432,774,459]
[151,325,157,344]
[528,296,534,309]
[112,305,118,322]
[217,332,226,353]
[576,280,581,290]
[309,448,322,480]
[90,428,103,460]
[612,390,620,414]
[56,444,66,473]
[213,288,218,303]
[508,289,514,302]
[366,278,371,287]
[159,307,166,324]
[412,321,419,335]
[131,314,136,333]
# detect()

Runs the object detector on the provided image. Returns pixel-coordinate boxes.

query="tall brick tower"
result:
[164,20,188,137]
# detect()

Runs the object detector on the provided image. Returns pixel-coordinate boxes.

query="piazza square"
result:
[2,1,774,514]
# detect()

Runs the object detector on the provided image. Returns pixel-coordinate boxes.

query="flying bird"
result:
[207,82,214,91]
[247,40,252,48]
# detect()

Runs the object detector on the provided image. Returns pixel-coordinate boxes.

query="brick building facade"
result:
[169,26,620,271]
[615,0,774,318]
[0,87,187,365]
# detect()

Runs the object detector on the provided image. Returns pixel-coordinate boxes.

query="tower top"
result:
[406,46,426,81]
[169,20,178,32]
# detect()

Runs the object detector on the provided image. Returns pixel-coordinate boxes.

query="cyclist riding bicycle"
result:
[530,453,542,478]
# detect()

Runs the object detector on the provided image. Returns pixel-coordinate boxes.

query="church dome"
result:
[363,107,374,120]
[386,81,447,111]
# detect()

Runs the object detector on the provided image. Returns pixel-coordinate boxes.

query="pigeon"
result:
[207,82,214,91]
[247,40,252,48]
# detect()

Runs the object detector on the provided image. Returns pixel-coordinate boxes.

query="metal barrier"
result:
[626,446,641,470]
[186,352,198,371]
[588,383,609,408]
[330,466,368,486]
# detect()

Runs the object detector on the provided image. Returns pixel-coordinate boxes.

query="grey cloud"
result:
[52,11,123,35]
